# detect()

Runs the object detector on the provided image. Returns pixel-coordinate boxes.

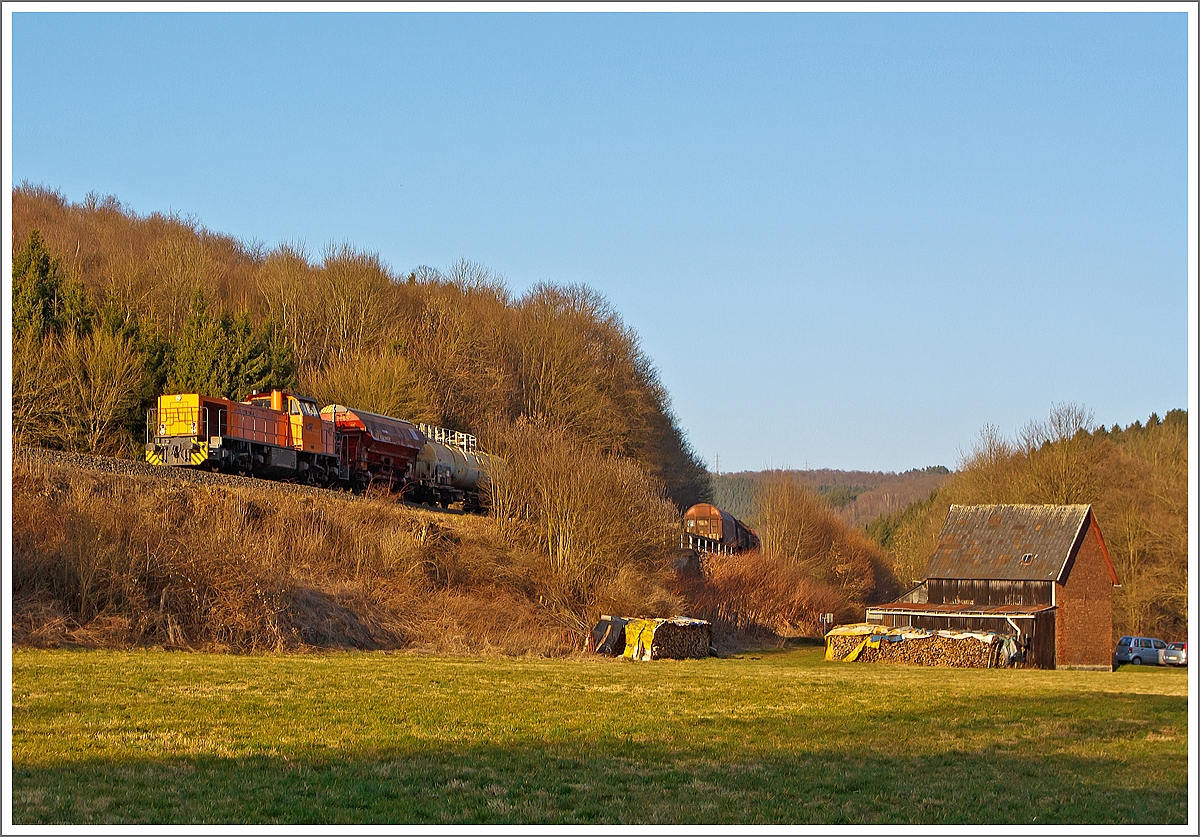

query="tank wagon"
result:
[682,503,759,554]
[147,389,491,512]
[412,423,491,513]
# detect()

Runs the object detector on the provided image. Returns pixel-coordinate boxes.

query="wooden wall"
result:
[926,578,1053,607]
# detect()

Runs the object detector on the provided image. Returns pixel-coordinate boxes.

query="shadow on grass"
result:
[13,741,1186,826]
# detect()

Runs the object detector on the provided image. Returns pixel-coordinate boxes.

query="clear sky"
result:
[8,9,1193,473]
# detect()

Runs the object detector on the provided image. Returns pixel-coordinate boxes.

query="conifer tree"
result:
[12,230,94,338]
[166,292,297,399]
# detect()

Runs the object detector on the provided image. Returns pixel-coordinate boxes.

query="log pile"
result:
[858,634,999,668]
[623,617,712,660]
[826,634,865,661]
[825,624,1003,668]
[651,618,712,659]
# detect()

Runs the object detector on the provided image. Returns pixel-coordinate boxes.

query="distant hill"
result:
[711,466,952,530]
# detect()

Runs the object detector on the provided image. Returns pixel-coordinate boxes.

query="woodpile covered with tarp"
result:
[624,617,713,660]
[591,615,713,660]
[825,623,1021,668]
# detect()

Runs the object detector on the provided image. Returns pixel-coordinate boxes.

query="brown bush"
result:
[683,549,851,638]
[755,473,898,605]
[484,417,683,636]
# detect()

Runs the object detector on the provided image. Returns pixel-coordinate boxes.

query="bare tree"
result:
[59,329,144,453]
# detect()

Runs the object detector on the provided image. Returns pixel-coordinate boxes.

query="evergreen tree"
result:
[12,229,93,337]
[166,292,297,399]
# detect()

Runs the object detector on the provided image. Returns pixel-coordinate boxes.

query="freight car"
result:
[412,423,491,513]
[147,390,491,512]
[318,408,490,512]
[320,404,424,492]
[682,503,759,554]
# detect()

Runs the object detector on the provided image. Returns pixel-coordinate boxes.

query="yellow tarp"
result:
[622,619,658,661]
[620,617,711,661]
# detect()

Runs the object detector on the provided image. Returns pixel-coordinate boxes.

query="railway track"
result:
[11,447,467,513]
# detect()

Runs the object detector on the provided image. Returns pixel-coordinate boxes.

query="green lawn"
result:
[10,647,1188,824]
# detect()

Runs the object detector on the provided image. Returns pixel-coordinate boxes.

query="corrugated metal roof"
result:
[922,504,1091,582]
[867,602,1055,616]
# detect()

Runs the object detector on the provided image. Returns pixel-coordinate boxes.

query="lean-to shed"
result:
[866,504,1119,670]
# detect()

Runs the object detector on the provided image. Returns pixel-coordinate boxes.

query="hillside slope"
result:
[12,448,681,654]
[712,466,951,529]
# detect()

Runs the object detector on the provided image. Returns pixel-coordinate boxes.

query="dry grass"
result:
[12,450,865,656]
[10,457,581,655]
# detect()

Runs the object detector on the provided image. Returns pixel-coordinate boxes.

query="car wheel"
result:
[1131,656,1142,665]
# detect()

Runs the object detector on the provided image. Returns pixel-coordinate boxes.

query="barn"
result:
[866,504,1119,670]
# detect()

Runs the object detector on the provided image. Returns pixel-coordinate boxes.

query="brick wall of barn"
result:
[1054,517,1114,670]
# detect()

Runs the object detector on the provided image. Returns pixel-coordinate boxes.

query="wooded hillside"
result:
[713,466,952,530]
[12,185,709,509]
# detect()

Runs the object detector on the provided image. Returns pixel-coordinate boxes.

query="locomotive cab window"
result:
[289,399,301,415]
[300,400,319,417]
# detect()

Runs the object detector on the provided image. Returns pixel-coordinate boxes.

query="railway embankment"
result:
[10,448,568,655]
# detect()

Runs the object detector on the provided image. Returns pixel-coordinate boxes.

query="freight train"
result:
[682,503,759,554]
[145,389,490,512]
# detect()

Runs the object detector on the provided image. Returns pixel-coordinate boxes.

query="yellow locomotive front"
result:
[146,390,342,484]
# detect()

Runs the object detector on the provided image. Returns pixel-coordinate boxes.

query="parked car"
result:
[1163,642,1187,667]
[1114,635,1170,666]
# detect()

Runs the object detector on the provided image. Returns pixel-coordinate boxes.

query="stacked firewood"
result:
[858,634,998,668]
[826,634,865,661]
[825,626,1002,668]
[650,618,712,659]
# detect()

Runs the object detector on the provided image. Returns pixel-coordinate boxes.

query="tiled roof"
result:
[922,504,1091,582]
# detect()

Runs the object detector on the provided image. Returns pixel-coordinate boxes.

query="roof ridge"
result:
[948,503,1092,509]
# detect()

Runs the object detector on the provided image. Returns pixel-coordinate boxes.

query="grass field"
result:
[10,646,1189,825]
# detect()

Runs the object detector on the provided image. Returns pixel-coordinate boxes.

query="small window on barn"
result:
[1020,553,1034,565]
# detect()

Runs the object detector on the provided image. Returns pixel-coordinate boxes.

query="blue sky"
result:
[9,11,1192,472]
